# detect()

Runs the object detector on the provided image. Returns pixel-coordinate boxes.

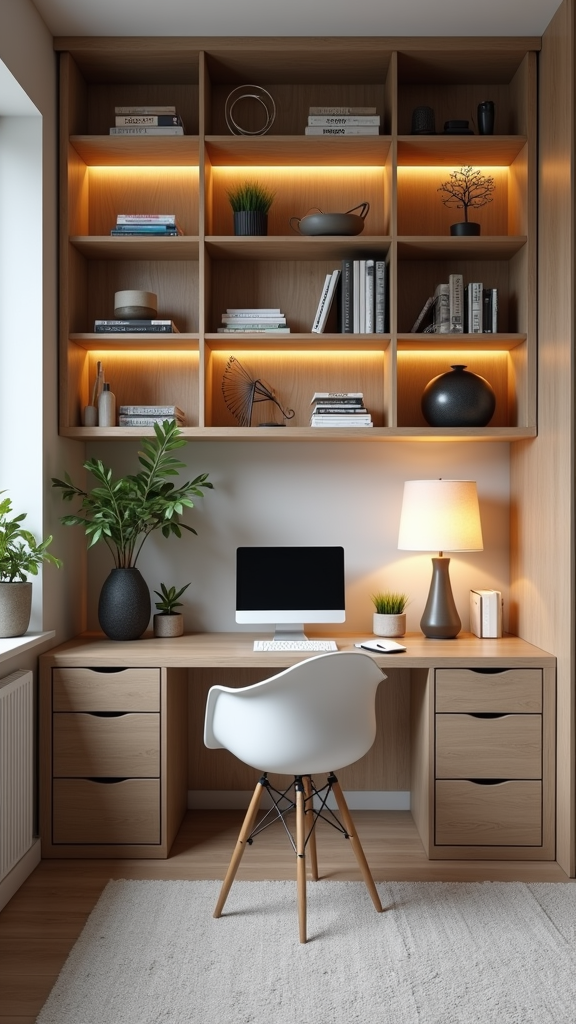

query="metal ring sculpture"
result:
[224,85,276,136]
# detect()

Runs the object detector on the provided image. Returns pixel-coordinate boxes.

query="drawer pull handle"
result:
[468,779,507,786]
[86,777,129,784]
[469,668,507,675]
[469,712,506,719]
[88,668,129,674]
[89,711,129,718]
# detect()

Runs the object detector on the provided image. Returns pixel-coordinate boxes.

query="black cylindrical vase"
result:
[233,211,268,236]
[421,364,496,427]
[450,221,481,236]
[477,100,495,135]
[98,567,151,641]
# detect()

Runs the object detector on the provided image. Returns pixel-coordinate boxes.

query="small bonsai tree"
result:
[0,493,62,582]
[226,179,276,214]
[438,165,495,224]
[371,591,409,615]
[154,582,190,615]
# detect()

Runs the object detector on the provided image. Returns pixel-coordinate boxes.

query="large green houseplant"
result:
[52,420,212,640]
[0,493,62,637]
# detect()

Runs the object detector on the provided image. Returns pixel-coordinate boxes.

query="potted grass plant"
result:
[153,582,190,638]
[52,421,212,642]
[227,179,276,236]
[0,493,62,637]
[371,590,409,638]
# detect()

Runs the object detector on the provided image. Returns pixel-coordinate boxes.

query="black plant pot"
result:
[233,211,268,236]
[450,221,481,236]
[421,364,496,427]
[98,567,151,641]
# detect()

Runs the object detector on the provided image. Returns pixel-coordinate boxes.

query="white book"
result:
[115,115,182,126]
[434,283,450,333]
[449,273,464,332]
[222,317,286,324]
[304,126,380,136]
[119,404,184,417]
[308,106,377,115]
[470,589,502,638]
[359,260,366,333]
[365,260,375,333]
[226,308,281,315]
[119,415,185,427]
[109,126,184,135]
[116,214,176,224]
[375,260,386,333]
[307,115,381,126]
[467,282,484,333]
[115,105,177,114]
[352,261,360,333]
[312,269,341,333]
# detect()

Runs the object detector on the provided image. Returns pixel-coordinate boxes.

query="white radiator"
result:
[0,670,33,882]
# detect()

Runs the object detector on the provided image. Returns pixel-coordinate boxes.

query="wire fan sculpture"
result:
[222,356,295,427]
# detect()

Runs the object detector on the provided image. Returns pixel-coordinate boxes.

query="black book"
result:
[340,258,354,333]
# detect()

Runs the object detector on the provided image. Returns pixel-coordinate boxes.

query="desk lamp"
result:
[398,479,483,639]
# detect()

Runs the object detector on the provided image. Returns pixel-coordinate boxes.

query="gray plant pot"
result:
[450,222,481,236]
[153,613,184,638]
[0,582,32,637]
[233,211,268,236]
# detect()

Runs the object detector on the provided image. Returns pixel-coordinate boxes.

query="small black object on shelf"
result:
[411,105,435,134]
[478,100,495,135]
[421,364,496,427]
[444,119,474,135]
[222,355,295,427]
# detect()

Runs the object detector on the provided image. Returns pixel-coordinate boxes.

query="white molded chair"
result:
[204,650,387,942]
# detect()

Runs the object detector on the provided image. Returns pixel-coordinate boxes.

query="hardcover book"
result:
[375,260,387,333]
[109,126,184,136]
[308,106,377,115]
[307,115,381,126]
[115,115,183,126]
[304,126,379,135]
[115,105,177,115]
[312,269,341,333]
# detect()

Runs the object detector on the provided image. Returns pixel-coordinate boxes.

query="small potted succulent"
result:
[153,582,190,638]
[0,492,62,637]
[226,179,276,236]
[371,590,409,638]
[438,165,496,236]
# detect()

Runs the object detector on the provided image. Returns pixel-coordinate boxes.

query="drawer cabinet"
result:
[40,662,188,859]
[411,665,555,860]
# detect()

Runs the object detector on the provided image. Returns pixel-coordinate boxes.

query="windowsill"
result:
[0,631,55,665]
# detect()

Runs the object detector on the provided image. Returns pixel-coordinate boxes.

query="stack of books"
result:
[217,308,290,333]
[94,319,178,333]
[110,214,182,237]
[340,258,387,334]
[310,392,373,428]
[411,277,498,334]
[304,106,380,136]
[110,105,184,136]
[118,405,185,427]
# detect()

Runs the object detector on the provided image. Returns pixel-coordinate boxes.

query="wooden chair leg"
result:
[331,777,383,913]
[213,778,265,919]
[295,779,307,943]
[303,775,319,881]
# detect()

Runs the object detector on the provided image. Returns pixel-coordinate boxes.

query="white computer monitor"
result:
[236,546,345,640]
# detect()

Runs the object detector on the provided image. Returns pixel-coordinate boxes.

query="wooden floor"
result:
[0,809,570,1024]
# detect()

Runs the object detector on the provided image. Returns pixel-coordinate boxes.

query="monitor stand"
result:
[273,624,308,642]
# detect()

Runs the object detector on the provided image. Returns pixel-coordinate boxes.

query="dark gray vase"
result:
[421,364,496,427]
[98,567,151,641]
[233,211,268,236]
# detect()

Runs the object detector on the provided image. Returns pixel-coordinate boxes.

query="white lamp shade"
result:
[398,479,483,552]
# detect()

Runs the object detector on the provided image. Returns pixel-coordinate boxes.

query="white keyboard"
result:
[253,639,338,652]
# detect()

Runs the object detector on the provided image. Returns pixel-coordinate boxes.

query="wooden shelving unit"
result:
[56,37,537,441]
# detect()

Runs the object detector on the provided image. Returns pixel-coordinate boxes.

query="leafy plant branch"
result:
[438,166,496,222]
[0,493,62,582]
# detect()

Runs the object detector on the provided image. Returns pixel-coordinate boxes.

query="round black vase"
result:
[98,568,151,641]
[421,364,496,427]
[450,221,481,236]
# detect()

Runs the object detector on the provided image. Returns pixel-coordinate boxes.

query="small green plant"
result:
[371,591,409,615]
[0,492,62,582]
[226,179,276,214]
[154,582,190,614]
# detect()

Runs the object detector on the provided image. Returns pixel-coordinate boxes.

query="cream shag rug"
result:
[36,879,576,1024]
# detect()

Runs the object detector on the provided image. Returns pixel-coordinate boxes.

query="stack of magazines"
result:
[110,105,184,136]
[118,405,185,428]
[310,392,373,428]
[110,214,182,237]
[217,308,290,333]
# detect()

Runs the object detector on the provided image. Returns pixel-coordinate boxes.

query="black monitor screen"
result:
[236,546,345,613]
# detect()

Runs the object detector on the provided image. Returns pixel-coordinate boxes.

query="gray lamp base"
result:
[420,556,461,639]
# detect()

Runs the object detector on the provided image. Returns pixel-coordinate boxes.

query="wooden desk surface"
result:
[40,631,555,670]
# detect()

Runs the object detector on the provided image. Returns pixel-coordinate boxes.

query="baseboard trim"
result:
[0,837,41,912]
[188,790,411,811]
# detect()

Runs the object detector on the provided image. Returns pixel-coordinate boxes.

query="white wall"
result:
[82,439,510,635]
